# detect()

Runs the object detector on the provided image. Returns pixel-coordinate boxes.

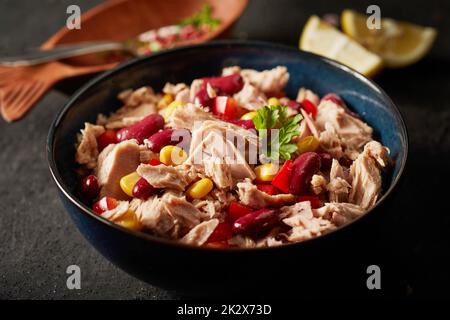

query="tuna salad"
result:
[75,65,390,248]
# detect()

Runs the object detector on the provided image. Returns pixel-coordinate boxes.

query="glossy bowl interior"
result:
[47,41,408,296]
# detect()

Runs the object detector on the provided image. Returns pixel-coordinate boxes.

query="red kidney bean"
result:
[289,152,321,195]
[194,85,211,107]
[146,128,191,153]
[132,177,155,200]
[287,99,301,110]
[116,114,164,144]
[97,129,117,151]
[339,156,354,168]
[227,119,255,130]
[81,175,99,199]
[232,208,280,236]
[202,73,244,95]
[318,152,333,171]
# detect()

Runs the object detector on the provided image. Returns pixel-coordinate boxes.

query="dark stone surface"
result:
[0,0,449,299]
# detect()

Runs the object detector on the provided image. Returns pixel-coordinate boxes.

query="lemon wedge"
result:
[300,15,383,77]
[341,9,437,68]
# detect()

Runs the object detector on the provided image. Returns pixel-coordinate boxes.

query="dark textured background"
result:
[0,0,449,299]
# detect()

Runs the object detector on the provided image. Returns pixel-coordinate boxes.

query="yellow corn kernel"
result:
[297,136,320,154]
[267,97,280,106]
[254,163,278,182]
[162,100,183,121]
[119,172,141,197]
[157,94,174,110]
[116,210,141,231]
[240,111,258,120]
[187,178,214,199]
[159,145,187,166]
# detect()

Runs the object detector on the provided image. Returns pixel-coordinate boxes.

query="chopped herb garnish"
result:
[179,4,221,29]
[253,105,303,160]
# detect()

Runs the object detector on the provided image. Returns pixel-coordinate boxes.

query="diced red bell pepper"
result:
[92,196,118,214]
[297,195,323,209]
[212,96,238,120]
[271,160,293,193]
[97,129,117,151]
[206,222,233,243]
[300,99,318,118]
[148,159,162,166]
[227,202,253,223]
[256,184,281,195]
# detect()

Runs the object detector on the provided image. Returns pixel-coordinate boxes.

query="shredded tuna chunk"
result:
[130,196,176,237]
[95,140,141,200]
[222,66,241,76]
[237,179,296,209]
[188,129,256,188]
[189,79,204,103]
[240,66,289,94]
[314,202,365,226]
[189,119,259,160]
[175,88,190,104]
[301,109,320,139]
[348,141,389,209]
[136,163,199,191]
[256,235,284,247]
[181,219,219,246]
[167,103,216,130]
[328,159,351,202]
[131,191,202,238]
[233,82,266,110]
[75,123,105,169]
[296,87,320,106]
[229,235,256,248]
[139,145,158,163]
[280,202,336,242]
[193,199,220,220]
[97,87,158,129]
[101,200,129,221]
[316,100,373,159]
[316,100,373,160]
[319,123,344,159]
[206,83,217,99]
[163,82,188,96]
[311,174,328,195]
[193,189,236,220]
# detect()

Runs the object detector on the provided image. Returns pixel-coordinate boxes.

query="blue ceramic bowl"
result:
[47,41,408,297]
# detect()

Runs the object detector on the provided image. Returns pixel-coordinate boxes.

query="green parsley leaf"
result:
[179,4,221,29]
[252,105,303,160]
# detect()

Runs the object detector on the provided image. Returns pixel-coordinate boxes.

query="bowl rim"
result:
[47,40,409,252]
